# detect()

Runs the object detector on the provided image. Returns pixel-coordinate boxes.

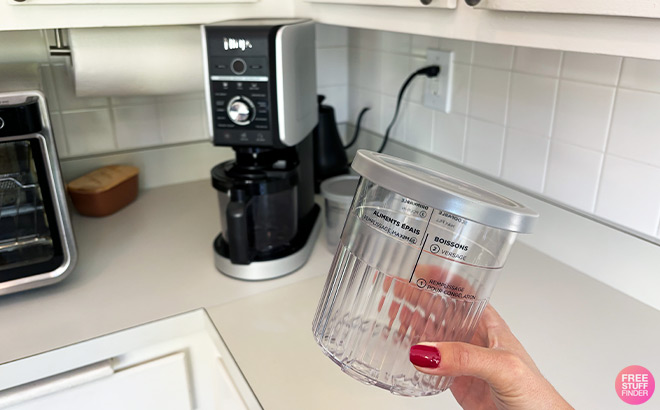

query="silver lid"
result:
[351,150,538,233]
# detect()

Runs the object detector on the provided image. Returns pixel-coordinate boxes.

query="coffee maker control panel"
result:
[204,23,279,148]
[204,19,317,149]
[209,56,273,146]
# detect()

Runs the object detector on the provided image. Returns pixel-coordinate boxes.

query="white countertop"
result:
[207,245,660,410]
[0,180,331,365]
[1,179,659,409]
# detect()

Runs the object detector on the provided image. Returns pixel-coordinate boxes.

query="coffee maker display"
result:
[203,19,320,280]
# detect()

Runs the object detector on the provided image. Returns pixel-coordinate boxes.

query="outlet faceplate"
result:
[423,49,454,113]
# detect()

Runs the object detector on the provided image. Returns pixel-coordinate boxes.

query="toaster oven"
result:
[0,91,76,296]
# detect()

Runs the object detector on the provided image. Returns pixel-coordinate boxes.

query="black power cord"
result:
[344,107,370,149]
[377,64,441,153]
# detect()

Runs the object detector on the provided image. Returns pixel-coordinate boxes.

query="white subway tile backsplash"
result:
[316,48,349,87]
[157,98,206,144]
[468,66,510,124]
[544,141,603,212]
[350,28,380,50]
[561,52,622,86]
[348,47,361,87]
[316,24,349,48]
[608,88,660,168]
[110,96,157,106]
[113,104,161,149]
[50,112,68,158]
[432,112,466,163]
[351,88,381,134]
[501,129,549,192]
[0,63,42,93]
[318,85,349,124]
[465,118,505,177]
[437,38,473,65]
[380,31,411,54]
[411,35,440,57]
[619,58,660,93]
[157,92,204,102]
[513,47,562,77]
[507,73,557,137]
[357,49,382,92]
[553,80,614,152]
[405,103,434,151]
[0,31,49,64]
[380,52,410,97]
[473,43,514,70]
[343,29,660,239]
[63,109,116,156]
[596,155,660,236]
[39,65,60,112]
[452,63,471,115]
[10,25,660,241]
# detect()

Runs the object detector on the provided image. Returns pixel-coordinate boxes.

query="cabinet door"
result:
[467,0,660,19]
[305,0,457,9]
[10,0,256,4]
[0,310,259,410]
[6,354,193,410]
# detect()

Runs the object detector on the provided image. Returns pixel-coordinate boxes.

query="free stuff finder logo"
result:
[615,366,655,405]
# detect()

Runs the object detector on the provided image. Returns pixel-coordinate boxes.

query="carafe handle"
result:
[226,200,252,264]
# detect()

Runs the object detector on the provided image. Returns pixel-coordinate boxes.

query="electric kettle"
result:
[313,95,348,191]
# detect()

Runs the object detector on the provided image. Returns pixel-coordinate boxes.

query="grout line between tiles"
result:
[541,51,564,194]
[592,57,624,217]
[541,51,565,193]
[498,50,515,178]
[59,139,210,162]
[42,64,70,156]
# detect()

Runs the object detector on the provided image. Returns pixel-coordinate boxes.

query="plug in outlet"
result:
[423,49,454,113]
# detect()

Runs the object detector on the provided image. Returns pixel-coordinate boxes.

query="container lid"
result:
[320,175,360,205]
[351,150,538,233]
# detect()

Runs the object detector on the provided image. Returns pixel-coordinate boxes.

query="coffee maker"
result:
[203,19,320,280]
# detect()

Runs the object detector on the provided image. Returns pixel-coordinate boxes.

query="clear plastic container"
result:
[320,175,360,252]
[312,150,538,397]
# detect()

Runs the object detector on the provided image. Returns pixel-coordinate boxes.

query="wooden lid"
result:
[67,165,139,194]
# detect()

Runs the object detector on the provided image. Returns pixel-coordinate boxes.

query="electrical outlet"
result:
[423,49,454,113]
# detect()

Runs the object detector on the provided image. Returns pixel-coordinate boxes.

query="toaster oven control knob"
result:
[227,96,255,126]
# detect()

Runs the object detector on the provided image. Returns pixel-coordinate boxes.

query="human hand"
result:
[379,264,480,340]
[409,305,573,410]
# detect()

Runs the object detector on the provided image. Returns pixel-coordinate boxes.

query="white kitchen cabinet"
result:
[0,310,260,410]
[0,0,288,31]
[298,0,660,60]
[467,0,660,19]
[9,0,255,4]
[305,0,456,9]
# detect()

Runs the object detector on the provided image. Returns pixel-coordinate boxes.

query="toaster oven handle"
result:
[225,199,252,264]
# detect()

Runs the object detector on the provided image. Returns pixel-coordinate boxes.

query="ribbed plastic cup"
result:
[312,150,537,396]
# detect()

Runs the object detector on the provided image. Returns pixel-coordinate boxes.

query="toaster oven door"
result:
[0,134,66,285]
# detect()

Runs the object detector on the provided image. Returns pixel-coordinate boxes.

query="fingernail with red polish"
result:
[409,344,441,368]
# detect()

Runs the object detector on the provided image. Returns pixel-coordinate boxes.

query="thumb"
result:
[410,342,524,392]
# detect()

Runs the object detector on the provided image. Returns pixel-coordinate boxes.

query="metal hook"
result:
[49,29,71,58]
